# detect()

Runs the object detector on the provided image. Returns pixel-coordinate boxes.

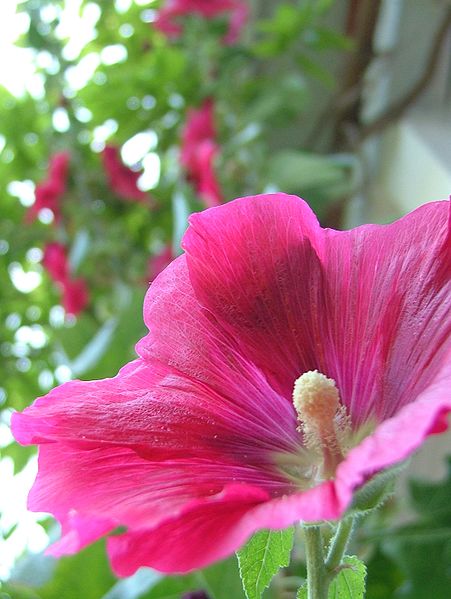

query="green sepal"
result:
[348,461,408,515]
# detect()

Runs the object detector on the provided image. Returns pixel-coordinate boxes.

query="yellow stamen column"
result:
[293,370,348,479]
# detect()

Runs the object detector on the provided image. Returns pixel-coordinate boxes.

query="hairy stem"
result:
[303,525,328,599]
[326,517,355,573]
[303,517,356,598]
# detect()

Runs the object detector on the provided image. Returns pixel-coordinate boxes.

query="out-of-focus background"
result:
[1,1,450,597]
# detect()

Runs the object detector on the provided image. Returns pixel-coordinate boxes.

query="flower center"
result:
[292,370,350,479]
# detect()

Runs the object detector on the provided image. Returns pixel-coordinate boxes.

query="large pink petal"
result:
[137,256,298,455]
[322,200,451,423]
[25,440,301,562]
[13,352,297,466]
[107,485,268,575]
[12,361,156,449]
[107,480,339,575]
[29,443,276,532]
[183,194,451,425]
[182,193,326,398]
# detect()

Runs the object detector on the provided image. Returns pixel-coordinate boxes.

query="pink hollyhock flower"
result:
[27,152,70,223]
[102,145,148,203]
[48,151,70,184]
[61,278,90,317]
[42,242,69,284]
[181,100,222,207]
[154,0,248,45]
[12,194,451,576]
[147,245,174,282]
[223,1,248,44]
[42,242,89,317]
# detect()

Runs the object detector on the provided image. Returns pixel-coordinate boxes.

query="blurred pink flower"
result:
[61,278,90,317]
[154,0,248,44]
[42,242,69,284]
[181,99,222,207]
[102,145,148,203]
[13,194,451,575]
[147,245,174,283]
[42,242,89,317]
[27,152,70,223]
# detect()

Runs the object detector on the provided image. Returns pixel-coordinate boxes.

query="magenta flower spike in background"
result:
[154,0,248,45]
[26,152,70,224]
[42,242,69,284]
[42,241,89,317]
[12,194,451,576]
[181,99,223,207]
[61,277,90,317]
[102,145,148,203]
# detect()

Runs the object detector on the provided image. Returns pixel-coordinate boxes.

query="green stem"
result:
[303,525,328,599]
[325,517,355,573]
[303,517,356,598]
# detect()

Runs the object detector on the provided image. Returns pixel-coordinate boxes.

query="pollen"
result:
[292,370,349,479]
[293,370,340,426]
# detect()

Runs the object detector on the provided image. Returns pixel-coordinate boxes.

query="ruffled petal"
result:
[107,484,268,575]
[12,361,159,449]
[12,355,296,469]
[13,193,451,577]
[107,480,339,575]
[28,443,275,532]
[26,439,300,562]
[48,514,115,557]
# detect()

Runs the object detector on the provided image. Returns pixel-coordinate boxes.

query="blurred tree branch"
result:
[359,7,451,140]
[307,2,451,151]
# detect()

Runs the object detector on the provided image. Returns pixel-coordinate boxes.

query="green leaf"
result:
[141,556,245,599]
[409,456,451,522]
[377,456,451,598]
[296,584,307,598]
[305,27,354,52]
[142,575,198,599]
[297,55,336,88]
[296,557,366,599]
[328,556,367,599]
[9,540,116,599]
[365,548,404,599]
[202,556,247,599]
[268,151,347,193]
[237,528,294,599]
